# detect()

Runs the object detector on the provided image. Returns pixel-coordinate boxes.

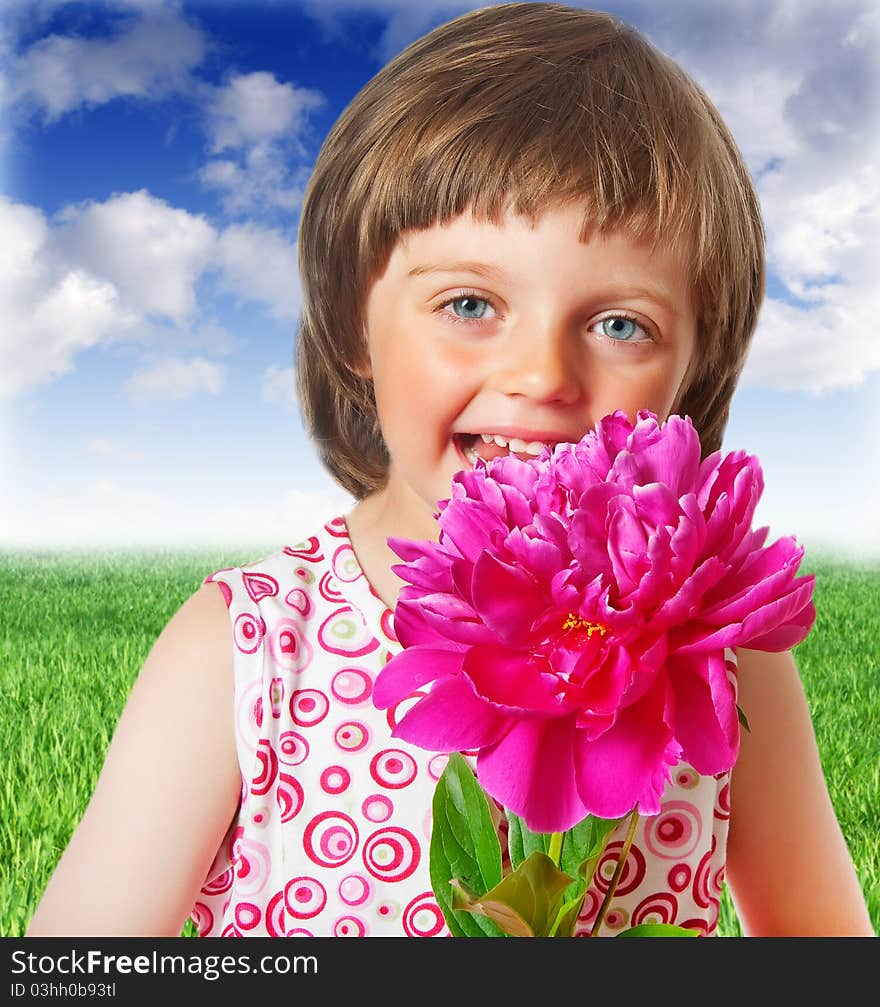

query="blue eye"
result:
[447,295,490,320]
[602,316,640,341]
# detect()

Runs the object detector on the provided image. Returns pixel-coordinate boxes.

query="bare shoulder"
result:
[137,580,234,697]
[725,647,874,936]
[26,581,241,937]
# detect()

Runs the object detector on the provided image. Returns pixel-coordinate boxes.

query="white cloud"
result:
[700,66,801,174]
[56,189,216,322]
[0,477,176,550]
[8,4,205,121]
[0,190,303,402]
[207,71,324,152]
[742,294,880,393]
[199,144,308,216]
[200,72,324,216]
[121,355,224,404]
[0,196,138,399]
[213,223,300,319]
[742,159,880,392]
[262,363,298,411]
[764,175,871,291]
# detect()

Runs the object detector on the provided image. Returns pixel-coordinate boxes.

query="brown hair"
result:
[296,2,765,499]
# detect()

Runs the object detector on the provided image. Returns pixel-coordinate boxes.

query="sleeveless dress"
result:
[191,514,734,937]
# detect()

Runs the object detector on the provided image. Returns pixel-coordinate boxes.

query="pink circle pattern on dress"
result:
[303,811,359,868]
[285,877,326,919]
[362,794,393,822]
[332,668,373,704]
[362,827,421,882]
[339,874,372,906]
[268,619,313,674]
[233,612,264,654]
[290,689,329,727]
[278,730,309,765]
[276,773,304,822]
[403,892,446,937]
[370,749,417,789]
[643,801,703,860]
[196,518,735,937]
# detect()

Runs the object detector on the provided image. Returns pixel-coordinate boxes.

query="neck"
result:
[344,486,440,612]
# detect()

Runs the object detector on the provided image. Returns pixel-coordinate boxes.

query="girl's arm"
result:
[724,647,874,937]
[26,583,241,937]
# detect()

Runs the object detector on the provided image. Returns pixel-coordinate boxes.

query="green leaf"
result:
[737,703,751,733]
[450,878,535,937]
[440,753,503,891]
[429,753,505,937]
[431,818,490,936]
[616,923,701,937]
[451,851,574,937]
[559,814,621,884]
[503,810,624,934]
[547,815,623,936]
[549,893,588,938]
[505,811,551,871]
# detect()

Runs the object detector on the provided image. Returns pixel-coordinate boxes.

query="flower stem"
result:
[589,809,640,938]
[548,832,563,867]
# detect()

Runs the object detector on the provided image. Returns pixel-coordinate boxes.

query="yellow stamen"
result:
[561,614,608,639]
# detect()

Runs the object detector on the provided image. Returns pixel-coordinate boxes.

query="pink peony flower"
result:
[373,410,815,833]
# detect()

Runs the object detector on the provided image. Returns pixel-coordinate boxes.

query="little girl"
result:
[27,3,873,937]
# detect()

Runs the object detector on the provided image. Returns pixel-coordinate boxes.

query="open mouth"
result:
[453,433,555,467]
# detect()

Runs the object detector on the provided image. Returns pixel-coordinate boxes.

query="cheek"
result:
[609,355,692,420]
[655,339,694,402]
[371,365,464,458]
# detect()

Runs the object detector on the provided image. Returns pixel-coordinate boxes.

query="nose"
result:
[487,320,583,404]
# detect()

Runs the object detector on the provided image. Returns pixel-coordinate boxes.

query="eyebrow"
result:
[407,261,510,281]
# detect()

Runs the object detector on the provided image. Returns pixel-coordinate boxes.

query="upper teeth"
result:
[478,433,548,456]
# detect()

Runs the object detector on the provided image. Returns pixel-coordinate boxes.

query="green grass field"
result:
[1,546,877,938]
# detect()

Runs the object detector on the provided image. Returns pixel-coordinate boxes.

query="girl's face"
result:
[360,201,697,542]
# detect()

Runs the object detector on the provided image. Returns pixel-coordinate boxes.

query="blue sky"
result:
[1,0,878,558]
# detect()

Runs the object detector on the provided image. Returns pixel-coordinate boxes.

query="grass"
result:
[1,546,877,938]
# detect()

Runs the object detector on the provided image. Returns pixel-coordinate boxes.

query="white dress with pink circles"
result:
[191,514,734,937]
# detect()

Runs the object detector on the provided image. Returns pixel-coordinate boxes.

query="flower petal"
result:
[471,549,548,646]
[503,526,566,583]
[417,606,499,646]
[574,675,676,819]
[396,596,497,647]
[392,676,508,751]
[613,413,702,496]
[463,645,561,714]
[437,499,509,563]
[476,716,591,833]
[607,495,650,598]
[666,651,739,775]
[738,599,816,651]
[372,647,465,710]
[674,575,816,653]
[702,537,805,613]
